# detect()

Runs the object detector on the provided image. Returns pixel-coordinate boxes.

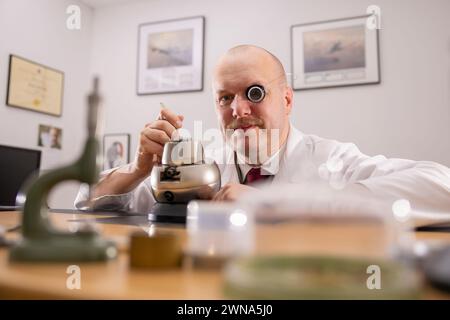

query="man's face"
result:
[50,128,58,144]
[213,53,292,164]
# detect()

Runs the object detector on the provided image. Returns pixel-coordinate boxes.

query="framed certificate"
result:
[137,16,205,95]
[291,15,380,90]
[6,55,64,116]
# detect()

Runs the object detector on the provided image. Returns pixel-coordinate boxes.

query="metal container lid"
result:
[162,139,204,166]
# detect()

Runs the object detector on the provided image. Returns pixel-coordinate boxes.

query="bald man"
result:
[75,45,450,215]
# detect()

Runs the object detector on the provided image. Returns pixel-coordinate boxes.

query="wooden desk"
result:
[0,211,449,299]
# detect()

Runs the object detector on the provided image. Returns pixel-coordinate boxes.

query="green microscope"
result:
[9,78,117,262]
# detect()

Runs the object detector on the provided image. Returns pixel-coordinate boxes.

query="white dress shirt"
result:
[74,124,450,216]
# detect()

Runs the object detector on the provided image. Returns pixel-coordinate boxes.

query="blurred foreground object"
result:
[423,246,450,294]
[222,183,421,299]
[186,201,254,268]
[224,256,420,299]
[129,230,181,269]
[238,183,416,258]
[9,78,117,262]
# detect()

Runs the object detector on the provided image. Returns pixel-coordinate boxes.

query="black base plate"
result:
[148,203,188,224]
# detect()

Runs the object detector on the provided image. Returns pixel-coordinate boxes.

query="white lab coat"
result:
[74,125,450,217]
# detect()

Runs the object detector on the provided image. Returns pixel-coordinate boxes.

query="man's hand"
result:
[90,106,184,199]
[212,183,256,201]
[133,107,184,177]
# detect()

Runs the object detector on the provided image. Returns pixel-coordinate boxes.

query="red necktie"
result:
[244,167,273,185]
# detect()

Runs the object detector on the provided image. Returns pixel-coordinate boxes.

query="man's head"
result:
[212,45,293,164]
[49,127,60,148]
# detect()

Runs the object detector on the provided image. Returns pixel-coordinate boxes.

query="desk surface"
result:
[1,211,450,299]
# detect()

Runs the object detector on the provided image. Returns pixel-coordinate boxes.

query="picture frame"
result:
[103,134,130,170]
[291,15,380,90]
[137,16,205,95]
[38,124,63,150]
[6,54,64,116]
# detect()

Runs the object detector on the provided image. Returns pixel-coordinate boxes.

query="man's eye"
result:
[219,95,233,106]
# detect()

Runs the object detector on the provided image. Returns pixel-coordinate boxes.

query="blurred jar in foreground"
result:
[237,183,415,260]
[185,200,254,268]
[222,182,421,299]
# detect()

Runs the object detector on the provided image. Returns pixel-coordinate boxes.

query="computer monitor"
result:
[0,145,41,206]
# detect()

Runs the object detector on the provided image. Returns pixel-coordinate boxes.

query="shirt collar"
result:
[284,123,303,161]
[236,144,286,177]
[235,123,302,177]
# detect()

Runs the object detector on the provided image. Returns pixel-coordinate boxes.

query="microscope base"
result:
[9,235,117,262]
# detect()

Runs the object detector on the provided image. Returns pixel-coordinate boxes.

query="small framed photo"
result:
[103,134,130,170]
[6,55,64,116]
[291,15,380,90]
[137,16,205,95]
[38,124,63,149]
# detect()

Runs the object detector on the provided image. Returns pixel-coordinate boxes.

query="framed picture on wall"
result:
[137,16,205,95]
[6,55,64,116]
[103,134,130,170]
[291,15,380,90]
[37,124,63,150]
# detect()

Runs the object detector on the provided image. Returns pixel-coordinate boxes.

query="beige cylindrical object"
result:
[129,231,181,269]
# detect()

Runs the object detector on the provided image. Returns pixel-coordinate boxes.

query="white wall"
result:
[90,0,450,167]
[0,0,94,208]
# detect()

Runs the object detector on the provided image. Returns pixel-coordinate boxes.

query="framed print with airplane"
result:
[291,15,380,90]
[137,16,205,95]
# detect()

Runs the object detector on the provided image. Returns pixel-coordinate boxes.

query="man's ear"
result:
[284,86,293,115]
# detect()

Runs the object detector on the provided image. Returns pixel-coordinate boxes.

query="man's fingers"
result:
[212,191,222,201]
[212,188,221,201]
[212,188,227,201]
[138,136,164,156]
[159,108,183,128]
[142,128,171,146]
[148,120,178,139]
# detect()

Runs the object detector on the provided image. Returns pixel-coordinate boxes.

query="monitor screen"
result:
[0,145,41,206]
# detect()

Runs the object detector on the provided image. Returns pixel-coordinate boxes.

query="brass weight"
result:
[129,230,181,269]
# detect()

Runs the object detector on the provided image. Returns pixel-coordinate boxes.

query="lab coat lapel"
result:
[272,125,304,184]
